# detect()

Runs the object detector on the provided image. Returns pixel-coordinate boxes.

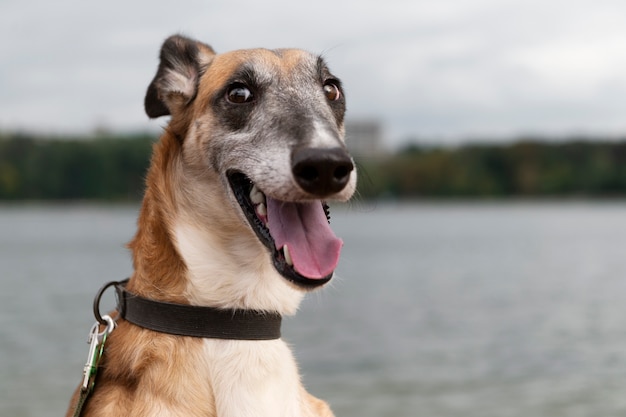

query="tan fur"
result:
[67,36,353,417]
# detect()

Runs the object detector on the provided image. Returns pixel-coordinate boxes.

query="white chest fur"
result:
[202,338,307,417]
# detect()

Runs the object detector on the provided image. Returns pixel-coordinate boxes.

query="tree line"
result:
[2,132,626,200]
[0,132,153,200]
[358,139,626,199]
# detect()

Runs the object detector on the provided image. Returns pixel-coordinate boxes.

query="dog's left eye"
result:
[323,82,341,101]
[226,84,254,104]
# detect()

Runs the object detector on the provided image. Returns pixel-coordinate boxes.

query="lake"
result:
[2,201,626,416]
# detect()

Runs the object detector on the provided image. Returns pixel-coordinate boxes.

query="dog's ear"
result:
[145,35,216,118]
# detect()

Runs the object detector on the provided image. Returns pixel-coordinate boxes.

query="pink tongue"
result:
[266,198,343,279]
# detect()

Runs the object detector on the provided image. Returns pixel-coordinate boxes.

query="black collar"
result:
[100,280,282,340]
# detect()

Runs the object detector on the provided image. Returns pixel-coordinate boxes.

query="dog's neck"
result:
[127,194,189,304]
[127,132,304,315]
[173,219,304,314]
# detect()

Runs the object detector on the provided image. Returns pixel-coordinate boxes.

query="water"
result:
[2,202,626,417]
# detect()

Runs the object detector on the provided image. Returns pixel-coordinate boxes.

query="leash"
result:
[71,313,115,417]
[70,279,283,416]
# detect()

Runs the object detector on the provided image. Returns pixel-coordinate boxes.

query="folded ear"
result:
[144,35,216,118]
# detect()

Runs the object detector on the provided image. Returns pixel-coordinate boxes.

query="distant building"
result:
[344,120,385,160]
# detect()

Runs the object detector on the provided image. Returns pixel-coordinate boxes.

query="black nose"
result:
[292,147,354,196]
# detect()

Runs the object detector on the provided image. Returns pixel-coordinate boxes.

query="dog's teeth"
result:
[257,202,267,218]
[250,185,265,204]
[283,245,293,266]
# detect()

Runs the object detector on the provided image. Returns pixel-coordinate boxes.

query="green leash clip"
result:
[72,315,115,417]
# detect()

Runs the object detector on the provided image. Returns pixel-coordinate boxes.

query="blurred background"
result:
[2,1,626,416]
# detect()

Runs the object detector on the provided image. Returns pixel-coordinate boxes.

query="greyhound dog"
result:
[66,34,356,416]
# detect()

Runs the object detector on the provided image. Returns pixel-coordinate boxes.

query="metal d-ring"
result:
[92,280,122,326]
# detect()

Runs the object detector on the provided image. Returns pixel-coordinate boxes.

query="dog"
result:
[66,34,356,417]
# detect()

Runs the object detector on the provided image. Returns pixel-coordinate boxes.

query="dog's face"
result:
[145,35,356,290]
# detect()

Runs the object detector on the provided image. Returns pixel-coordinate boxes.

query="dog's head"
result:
[145,35,356,291]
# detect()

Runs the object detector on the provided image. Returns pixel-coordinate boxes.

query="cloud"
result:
[2,0,626,144]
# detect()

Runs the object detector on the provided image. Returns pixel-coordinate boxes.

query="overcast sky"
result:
[2,0,626,146]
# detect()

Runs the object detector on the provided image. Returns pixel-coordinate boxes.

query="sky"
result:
[2,0,626,147]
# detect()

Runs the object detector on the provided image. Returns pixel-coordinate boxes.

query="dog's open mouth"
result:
[228,172,342,288]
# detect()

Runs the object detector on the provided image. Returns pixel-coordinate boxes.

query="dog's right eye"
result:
[226,84,254,104]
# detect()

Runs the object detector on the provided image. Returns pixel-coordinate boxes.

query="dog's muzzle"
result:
[228,160,351,289]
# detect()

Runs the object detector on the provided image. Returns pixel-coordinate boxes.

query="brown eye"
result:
[226,84,254,104]
[323,82,341,101]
